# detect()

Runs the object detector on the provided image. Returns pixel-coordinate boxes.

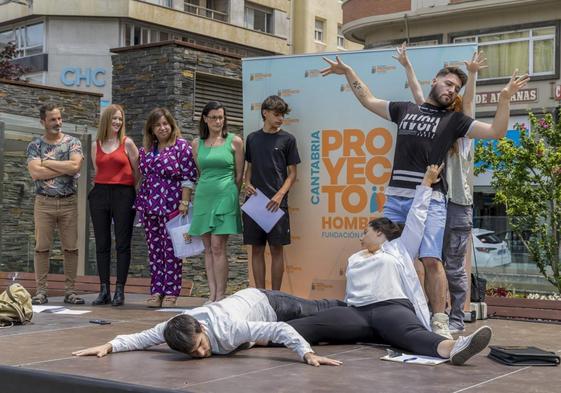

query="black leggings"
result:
[287,299,446,357]
[88,184,136,286]
[261,290,346,322]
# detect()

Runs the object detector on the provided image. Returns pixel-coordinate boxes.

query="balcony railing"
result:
[184,1,228,22]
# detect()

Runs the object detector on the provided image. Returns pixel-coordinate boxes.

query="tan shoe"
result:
[146,293,163,308]
[162,296,177,307]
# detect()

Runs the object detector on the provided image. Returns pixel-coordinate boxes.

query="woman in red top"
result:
[89,104,139,306]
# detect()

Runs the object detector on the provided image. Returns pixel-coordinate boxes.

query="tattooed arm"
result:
[321,56,390,121]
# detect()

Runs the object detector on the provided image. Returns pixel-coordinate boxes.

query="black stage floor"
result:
[1,293,559,393]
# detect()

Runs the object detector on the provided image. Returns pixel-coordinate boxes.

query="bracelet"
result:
[180,200,189,206]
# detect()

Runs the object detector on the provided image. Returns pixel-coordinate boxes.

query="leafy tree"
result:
[0,42,26,80]
[475,111,561,294]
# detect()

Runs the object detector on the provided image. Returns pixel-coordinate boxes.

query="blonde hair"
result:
[449,95,463,156]
[97,104,126,143]
[142,107,182,150]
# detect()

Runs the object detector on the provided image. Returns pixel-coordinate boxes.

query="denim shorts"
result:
[383,194,447,260]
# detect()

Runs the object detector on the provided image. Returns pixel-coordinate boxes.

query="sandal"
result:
[31,293,48,305]
[64,293,85,305]
[146,293,163,308]
[162,296,177,307]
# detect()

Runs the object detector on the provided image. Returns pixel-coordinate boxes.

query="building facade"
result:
[0,0,359,106]
[0,0,293,105]
[292,0,362,53]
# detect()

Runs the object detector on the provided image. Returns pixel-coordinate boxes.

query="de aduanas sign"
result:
[475,88,537,105]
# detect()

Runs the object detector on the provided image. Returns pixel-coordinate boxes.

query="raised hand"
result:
[421,164,445,186]
[464,51,487,74]
[392,41,411,67]
[500,69,530,100]
[320,56,351,76]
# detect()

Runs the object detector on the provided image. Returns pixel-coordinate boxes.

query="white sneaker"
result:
[449,326,492,365]
[431,313,453,339]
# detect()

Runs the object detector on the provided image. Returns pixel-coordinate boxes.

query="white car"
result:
[472,228,512,268]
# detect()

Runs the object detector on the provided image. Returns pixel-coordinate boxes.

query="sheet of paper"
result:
[51,309,91,315]
[32,305,66,313]
[241,188,285,233]
[380,354,448,365]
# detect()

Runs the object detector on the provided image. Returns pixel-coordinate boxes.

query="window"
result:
[453,26,556,79]
[123,23,173,46]
[144,0,172,7]
[194,73,243,125]
[337,24,344,48]
[314,19,324,42]
[0,22,44,58]
[185,0,229,22]
[244,3,273,33]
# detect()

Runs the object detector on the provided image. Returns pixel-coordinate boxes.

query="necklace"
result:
[209,135,222,147]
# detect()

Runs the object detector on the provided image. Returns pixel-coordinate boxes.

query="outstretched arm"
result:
[234,320,342,367]
[399,164,444,259]
[468,70,529,139]
[393,42,424,104]
[321,56,390,120]
[73,321,167,357]
[462,51,487,118]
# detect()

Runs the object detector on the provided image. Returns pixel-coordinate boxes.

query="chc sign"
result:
[61,67,106,87]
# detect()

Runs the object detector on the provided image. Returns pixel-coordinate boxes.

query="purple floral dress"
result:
[134,138,197,296]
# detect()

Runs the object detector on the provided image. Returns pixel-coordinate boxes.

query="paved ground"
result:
[1,293,559,392]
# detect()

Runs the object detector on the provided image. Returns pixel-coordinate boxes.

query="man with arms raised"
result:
[321,55,528,338]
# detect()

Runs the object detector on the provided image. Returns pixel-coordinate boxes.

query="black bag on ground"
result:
[470,273,486,302]
[488,346,560,366]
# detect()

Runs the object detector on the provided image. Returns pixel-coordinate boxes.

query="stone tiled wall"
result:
[111,42,248,297]
[0,80,100,129]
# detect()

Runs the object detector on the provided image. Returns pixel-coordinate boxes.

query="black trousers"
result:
[88,184,136,286]
[260,290,346,322]
[287,299,446,357]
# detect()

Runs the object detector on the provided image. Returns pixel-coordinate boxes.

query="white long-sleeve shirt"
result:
[345,185,432,331]
[110,288,313,360]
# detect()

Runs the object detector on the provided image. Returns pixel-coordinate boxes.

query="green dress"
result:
[189,132,242,235]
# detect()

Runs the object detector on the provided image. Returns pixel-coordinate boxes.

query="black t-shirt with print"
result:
[388,102,474,195]
[245,129,301,208]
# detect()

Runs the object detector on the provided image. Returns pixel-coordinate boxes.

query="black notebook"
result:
[488,346,560,366]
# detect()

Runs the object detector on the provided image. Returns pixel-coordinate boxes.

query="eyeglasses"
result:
[206,116,224,122]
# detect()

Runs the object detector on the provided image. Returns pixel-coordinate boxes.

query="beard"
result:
[428,86,453,108]
[46,126,62,135]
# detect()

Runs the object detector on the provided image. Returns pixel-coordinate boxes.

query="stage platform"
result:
[1,292,559,393]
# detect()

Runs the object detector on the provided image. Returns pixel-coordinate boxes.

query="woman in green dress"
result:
[190,101,244,302]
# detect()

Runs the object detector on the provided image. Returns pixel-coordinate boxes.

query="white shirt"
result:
[344,185,432,331]
[110,288,313,360]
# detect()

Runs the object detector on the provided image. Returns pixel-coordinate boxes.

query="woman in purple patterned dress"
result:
[134,108,197,308]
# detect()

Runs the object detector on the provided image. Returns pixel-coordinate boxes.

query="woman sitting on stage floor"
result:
[287,164,492,365]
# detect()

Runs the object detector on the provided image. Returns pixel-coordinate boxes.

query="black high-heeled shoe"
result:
[92,283,111,305]
[112,284,125,306]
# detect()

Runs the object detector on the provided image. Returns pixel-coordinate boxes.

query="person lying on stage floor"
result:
[286,164,493,366]
[72,288,345,367]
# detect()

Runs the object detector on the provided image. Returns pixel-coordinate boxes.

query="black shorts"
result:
[242,208,291,246]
